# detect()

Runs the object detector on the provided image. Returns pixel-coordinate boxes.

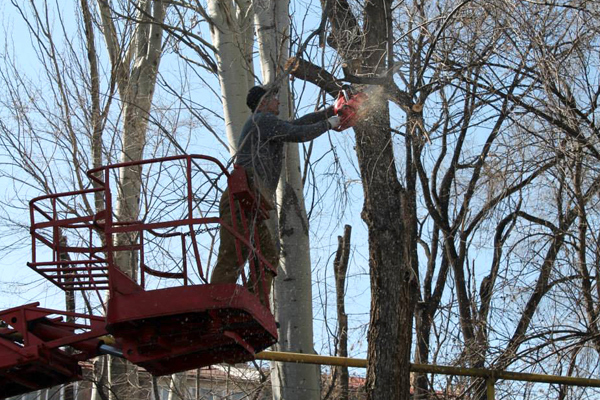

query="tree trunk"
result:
[207,0,254,154]
[97,2,167,399]
[414,249,450,399]
[356,1,417,398]
[113,0,166,277]
[272,144,322,400]
[60,233,76,400]
[80,0,104,211]
[254,0,322,398]
[290,0,418,396]
[167,373,186,400]
[357,111,415,400]
[333,225,351,400]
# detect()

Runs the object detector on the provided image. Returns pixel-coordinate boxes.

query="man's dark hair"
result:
[246,86,267,112]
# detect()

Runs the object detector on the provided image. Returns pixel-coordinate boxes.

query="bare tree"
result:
[290,1,600,399]
[407,1,600,398]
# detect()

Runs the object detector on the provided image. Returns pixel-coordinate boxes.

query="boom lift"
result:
[0,155,277,399]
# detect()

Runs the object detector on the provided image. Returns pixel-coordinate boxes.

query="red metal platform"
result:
[20,155,277,380]
[106,283,276,375]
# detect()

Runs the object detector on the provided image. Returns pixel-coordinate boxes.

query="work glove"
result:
[327,115,341,130]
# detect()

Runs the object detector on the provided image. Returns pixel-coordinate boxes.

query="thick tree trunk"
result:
[97,2,166,399]
[354,1,417,398]
[272,144,321,400]
[254,0,322,398]
[356,108,415,399]
[296,0,417,396]
[207,0,254,154]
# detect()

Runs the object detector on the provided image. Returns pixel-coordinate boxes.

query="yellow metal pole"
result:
[255,351,600,388]
[255,351,367,368]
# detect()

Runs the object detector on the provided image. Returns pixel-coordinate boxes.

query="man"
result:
[211,85,342,305]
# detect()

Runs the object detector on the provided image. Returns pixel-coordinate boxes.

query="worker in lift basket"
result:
[211,85,344,305]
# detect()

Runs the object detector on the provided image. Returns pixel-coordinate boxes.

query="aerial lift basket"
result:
[21,155,277,378]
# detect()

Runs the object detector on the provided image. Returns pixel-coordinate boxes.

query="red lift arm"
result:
[0,303,108,399]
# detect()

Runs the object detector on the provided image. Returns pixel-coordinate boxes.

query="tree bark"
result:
[113,0,166,277]
[96,2,167,400]
[272,144,322,400]
[81,0,105,213]
[333,225,351,400]
[254,0,322,398]
[355,1,418,399]
[207,0,254,154]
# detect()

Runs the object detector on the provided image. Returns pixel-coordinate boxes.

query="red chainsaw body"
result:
[333,90,369,131]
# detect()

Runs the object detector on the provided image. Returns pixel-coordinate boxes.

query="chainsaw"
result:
[332,86,369,131]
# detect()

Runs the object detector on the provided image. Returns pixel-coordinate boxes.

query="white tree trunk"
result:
[208,2,320,398]
[254,0,278,83]
[98,0,167,276]
[113,0,166,277]
[255,1,321,398]
[97,2,167,399]
[207,0,255,154]
[271,144,321,400]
